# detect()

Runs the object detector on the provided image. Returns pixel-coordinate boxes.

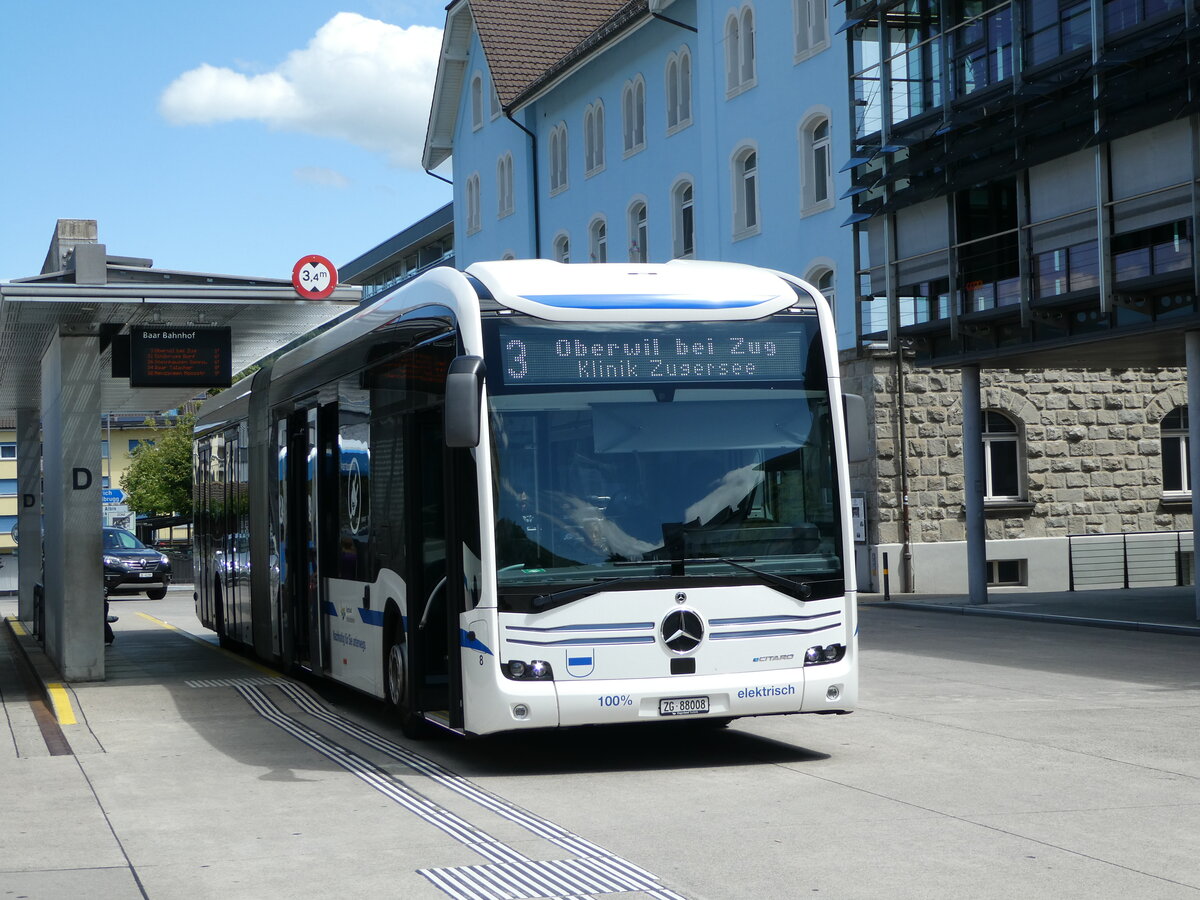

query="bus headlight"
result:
[503,659,554,681]
[804,644,844,666]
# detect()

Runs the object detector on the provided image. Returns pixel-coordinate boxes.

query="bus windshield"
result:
[484,315,843,608]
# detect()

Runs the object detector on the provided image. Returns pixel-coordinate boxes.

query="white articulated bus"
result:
[193,260,863,736]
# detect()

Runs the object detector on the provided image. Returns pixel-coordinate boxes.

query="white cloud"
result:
[160,13,442,169]
[294,166,351,188]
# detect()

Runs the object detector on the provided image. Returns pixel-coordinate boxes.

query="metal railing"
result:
[1068,530,1193,591]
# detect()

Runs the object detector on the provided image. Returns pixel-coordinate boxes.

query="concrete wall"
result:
[877,537,1071,594]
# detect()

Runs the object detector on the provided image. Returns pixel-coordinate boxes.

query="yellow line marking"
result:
[46,683,78,726]
[136,612,279,677]
[6,616,29,637]
[138,612,178,630]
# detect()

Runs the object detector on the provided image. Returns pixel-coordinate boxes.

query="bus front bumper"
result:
[552,660,856,727]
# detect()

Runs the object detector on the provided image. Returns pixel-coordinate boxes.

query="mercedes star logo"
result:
[661,609,705,654]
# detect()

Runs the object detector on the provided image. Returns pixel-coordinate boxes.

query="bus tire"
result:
[384,626,428,739]
[213,579,235,649]
[213,578,226,633]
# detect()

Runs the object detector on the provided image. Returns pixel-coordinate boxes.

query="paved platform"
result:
[0,590,697,900]
[1,590,463,899]
[860,584,1200,635]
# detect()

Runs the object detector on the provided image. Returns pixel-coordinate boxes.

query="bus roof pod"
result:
[466,259,813,321]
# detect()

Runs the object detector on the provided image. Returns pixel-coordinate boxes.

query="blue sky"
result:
[1,1,452,282]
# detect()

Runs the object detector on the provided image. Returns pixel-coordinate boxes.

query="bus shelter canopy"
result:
[0,276,361,418]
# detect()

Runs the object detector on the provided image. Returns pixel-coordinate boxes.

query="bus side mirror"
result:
[445,356,486,448]
[842,393,870,463]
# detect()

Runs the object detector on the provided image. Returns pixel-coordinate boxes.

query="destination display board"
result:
[129,326,232,388]
[496,321,808,386]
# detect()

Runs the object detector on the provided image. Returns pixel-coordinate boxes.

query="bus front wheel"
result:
[385,631,428,739]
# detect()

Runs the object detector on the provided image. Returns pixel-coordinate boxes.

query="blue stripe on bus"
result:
[322,602,385,627]
[709,612,838,626]
[568,656,593,667]
[460,629,493,656]
[507,636,655,647]
[521,293,772,310]
[506,622,653,633]
[359,608,385,627]
[709,624,839,639]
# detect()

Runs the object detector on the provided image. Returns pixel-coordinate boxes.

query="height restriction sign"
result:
[292,254,338,299]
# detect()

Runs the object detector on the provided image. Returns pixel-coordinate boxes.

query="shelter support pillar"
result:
[41,328,105,680]
[15,407,42,624]
[961,365,988,605]
[1187,331,1200,620]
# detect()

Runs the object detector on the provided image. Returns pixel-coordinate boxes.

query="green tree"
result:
[120,414,195,516]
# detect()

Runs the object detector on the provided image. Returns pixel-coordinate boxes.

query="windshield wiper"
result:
[613,555,724,577]
[718,558,813,602]
[614,555,813,601]
[531,576,641,610]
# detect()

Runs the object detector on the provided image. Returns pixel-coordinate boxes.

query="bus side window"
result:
[337,377,371,582]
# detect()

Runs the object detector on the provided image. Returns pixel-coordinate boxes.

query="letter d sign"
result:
[72,467,93,490]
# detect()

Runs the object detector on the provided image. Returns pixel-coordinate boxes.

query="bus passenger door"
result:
[194,439,214,629]
[443,438,480,731]
[410,407,455,720]
[271,418,287,661]
[284,407,323,672]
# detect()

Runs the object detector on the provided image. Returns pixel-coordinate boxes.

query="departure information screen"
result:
[129,326,232,389]
[495,320,810,386]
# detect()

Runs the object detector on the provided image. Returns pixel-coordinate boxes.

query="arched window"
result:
[794,0,829,60]
[817,269,834,299]
[806,265,834,303]
[584,106,596,173]
[725,14,741,93]
[549,123,568,194]
[726,6,757,95]
[622,76,646,154]
[800,113,834,213]
[496,153,514,218]
[490,82,502,119]
[666,48,693,132]
[470,73,484,130]
[628,200,648,262]
[465,173,481,235]
[982,411,1023,500]
[740,6,756,84]
[589,217,607,263]
[679,49,692,124]
[553,232,570,264]
[584,101,605,175]
[549,128,561,191]
[672,180,695,258]
[732,146,759,237]
[1162,406,1190,494]
[667,58,679,130]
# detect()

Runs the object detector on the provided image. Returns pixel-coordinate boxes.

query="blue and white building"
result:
[422,0,855,347]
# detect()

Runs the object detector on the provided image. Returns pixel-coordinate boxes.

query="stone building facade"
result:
[843,355,1193,593]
